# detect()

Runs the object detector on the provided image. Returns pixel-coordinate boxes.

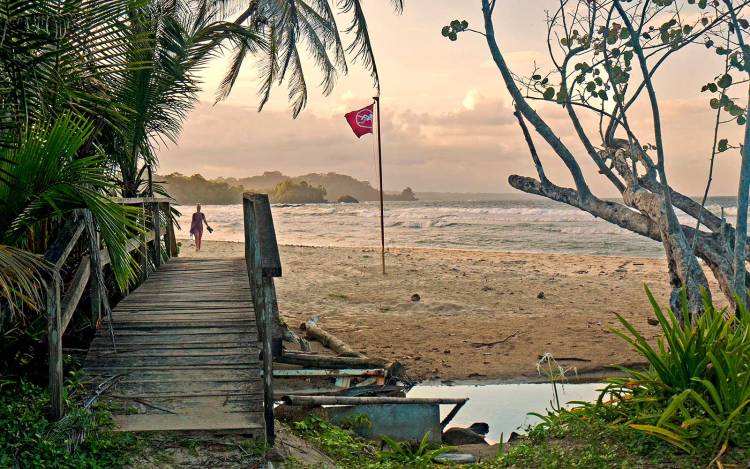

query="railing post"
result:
[243,193,281,446]
[84,212,102,326]
[140,202,148,282]
[152,202,161,268]
[47,275,63,420]
[166,202,178,258]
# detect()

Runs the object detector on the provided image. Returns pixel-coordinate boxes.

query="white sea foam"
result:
[177,197,739,257]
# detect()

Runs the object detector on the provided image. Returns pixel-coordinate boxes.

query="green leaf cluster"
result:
[441,19,469,42]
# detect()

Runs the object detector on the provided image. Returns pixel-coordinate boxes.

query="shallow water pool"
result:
[407,382,604,443]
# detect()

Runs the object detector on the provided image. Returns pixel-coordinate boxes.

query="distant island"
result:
[159,171,418,205]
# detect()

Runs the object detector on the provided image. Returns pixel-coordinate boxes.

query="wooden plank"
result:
[92,331,256,341]
[112,412,263,433]
[86,347,255,358]
[105,326,256,335]
[87,369,261,381]
[82,256,263,434]
[60,256,90,332]
[88,355,258,367]
[89,342,256,352]
[45,216,85,271]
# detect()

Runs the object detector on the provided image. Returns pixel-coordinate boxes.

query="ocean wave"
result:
[176,201,740,258]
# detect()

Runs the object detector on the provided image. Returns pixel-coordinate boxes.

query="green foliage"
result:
[292,415,383,467]
[441,19,469,41]
[0,381,137,468]
[379,433,454,468]
[597,287,750,462]
[292,415,454,469]
[270,180,327,204]
[475,405,708,468]
[0,114,142,289]
[160,172,244,205]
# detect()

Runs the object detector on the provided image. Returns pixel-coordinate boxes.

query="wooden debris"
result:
[279,351,390,370]
[471,330,520,348]
[300,320,362,357]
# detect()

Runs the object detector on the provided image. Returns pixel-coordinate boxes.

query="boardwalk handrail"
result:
[44,197,176,420]
[242,193,280,445]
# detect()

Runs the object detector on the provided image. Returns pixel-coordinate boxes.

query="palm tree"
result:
[0,0,140,145]
[212,0,404,117]
[0,114,142,360]
[0,0,403,310]
[111,0,265,197]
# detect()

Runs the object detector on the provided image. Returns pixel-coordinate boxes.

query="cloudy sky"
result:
[158,0,739,196]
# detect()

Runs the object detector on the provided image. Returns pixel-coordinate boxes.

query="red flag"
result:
[344,104,374,138]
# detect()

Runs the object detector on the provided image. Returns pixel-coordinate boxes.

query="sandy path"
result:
[178,239,701,382]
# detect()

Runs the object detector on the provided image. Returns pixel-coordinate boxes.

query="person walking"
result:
[190,204,213,251]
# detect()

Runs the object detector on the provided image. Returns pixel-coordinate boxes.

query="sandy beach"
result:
[178,239,701,382]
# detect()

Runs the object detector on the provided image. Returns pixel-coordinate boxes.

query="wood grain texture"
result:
[83,258,263,434]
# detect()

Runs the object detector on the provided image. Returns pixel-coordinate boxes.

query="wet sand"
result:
[178,239,698,381]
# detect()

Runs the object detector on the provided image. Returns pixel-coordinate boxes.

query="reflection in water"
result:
[407,382,603,443]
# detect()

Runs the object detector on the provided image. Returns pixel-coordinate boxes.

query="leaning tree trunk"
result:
[481,0,713,319]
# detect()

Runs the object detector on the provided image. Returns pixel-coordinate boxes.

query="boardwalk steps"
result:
[83,258,264,434]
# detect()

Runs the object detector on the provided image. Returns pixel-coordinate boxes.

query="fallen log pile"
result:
[272,316,409,397]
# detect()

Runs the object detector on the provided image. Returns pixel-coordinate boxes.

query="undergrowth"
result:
[0,380,137,468]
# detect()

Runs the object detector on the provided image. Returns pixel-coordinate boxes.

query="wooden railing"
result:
[242,193,282,445]
[44,198,176,420]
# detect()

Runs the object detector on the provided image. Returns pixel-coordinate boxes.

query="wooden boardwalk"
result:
[84,257,264,434]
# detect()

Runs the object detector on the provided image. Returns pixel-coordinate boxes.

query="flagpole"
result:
[374,96,385,275]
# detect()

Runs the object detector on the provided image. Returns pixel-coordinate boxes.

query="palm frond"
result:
[0,245,50,321]
[339,0,380,92]
[0,113,141,289]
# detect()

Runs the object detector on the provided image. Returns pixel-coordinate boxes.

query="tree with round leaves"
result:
[444,0,750,320]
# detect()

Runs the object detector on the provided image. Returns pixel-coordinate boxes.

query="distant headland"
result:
[159,171,418,205]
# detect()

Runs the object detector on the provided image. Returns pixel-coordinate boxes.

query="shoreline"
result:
[177,240,710,382]
[177,237,668,261]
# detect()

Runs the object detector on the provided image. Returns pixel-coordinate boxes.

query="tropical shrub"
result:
[0,380,137,468]
[600,287,750,461]
[379,433,454,468]
[0,115,142,375]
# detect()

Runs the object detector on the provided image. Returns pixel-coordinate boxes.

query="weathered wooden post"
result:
[160,202,171,259]
[152,202,162,268]
[166,202,178,258]
[47,275,63,420]
[243,193,282,446]
[84,212,102,325]
[140,202,148,282]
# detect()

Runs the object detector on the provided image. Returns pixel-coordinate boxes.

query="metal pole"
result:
[374,96,385,275]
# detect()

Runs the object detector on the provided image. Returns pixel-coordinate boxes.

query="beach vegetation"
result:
[270,180,328,204]
[443,0,750,319]
[379,433,455,467]
[291,415,456,468]
[491,287,750,467]
[600,287,750,463]
[0,379,137,468]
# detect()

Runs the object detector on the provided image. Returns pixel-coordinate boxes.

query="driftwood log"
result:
[300,321,362,357]
[278,351,390,370]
